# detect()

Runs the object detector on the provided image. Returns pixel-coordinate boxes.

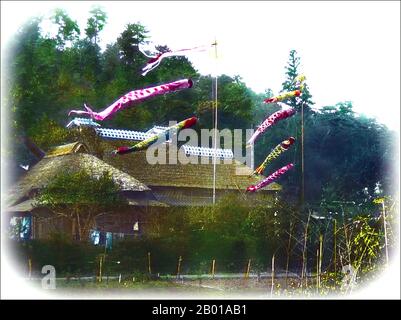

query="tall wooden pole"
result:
[301,102,305,209]
[212,39,218,205]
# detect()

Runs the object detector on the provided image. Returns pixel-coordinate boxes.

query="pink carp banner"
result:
[246,163,294,192]
[68,79,193,121]
[247,108,296,145]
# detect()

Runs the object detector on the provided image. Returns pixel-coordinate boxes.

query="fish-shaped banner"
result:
[246,163,294,192]
[112,117,197,155]
[247,108,296,145]
[68,79,193,121]
[249,137,295,177]
[140,43,216,76]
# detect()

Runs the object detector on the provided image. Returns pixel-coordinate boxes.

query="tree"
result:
[280,50,314,208]
[36,170,126,241]
[281,49,314,112]
[51,9,81,49]
[117,23,148,71]
[306,102,395,205]
[8,17,61,132]
[27,115,74,151]
[85,6,107,45]
[194,75,254,131]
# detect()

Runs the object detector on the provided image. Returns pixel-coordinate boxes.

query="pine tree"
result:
[280,49,315,209]
[281,49,314,112]
[85,6,107,45]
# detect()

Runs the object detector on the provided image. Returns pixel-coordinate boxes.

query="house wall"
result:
[31,208,73,240]
[94,207,145,235]
[29,206,166,240]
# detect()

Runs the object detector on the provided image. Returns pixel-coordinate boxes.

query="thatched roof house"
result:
[6,142,152,207]
[4,142,162,239]
[76,127,281,206]
[5,126,282,240]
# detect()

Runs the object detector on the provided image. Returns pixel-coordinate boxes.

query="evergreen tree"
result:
[116,23,148,71]
[85,6,107,45]
[280,50,314,207]
[281,49,314,112]
[51,9,81,50]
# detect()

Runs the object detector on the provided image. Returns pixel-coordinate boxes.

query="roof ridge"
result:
[44,141,89,158]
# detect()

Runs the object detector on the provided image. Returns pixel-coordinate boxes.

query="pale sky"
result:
[1,1,400,131]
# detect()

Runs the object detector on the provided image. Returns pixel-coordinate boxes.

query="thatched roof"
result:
[102,143,281,191]
[75,128,281,192]
[45,142,89,158]
[150,186,275,207]
[4,199,36,212]
[6,152,150,206]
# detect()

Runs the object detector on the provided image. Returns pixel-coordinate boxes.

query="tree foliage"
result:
[281,49,314,111]
[85,6,107,45]
[36,170,126,240]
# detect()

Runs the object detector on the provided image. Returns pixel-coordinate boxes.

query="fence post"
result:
[28,258,32,280]
[301,211,311,290]
[334,219,337,275]
[176,256,182,279]
[316,248,319,293]
[382,201,389,266]
[270,254,275,297]
[98,256,103,282]
[211,259,216,279]
[319,234,323,291]
[148,252,152,275]
[244,259,251,279]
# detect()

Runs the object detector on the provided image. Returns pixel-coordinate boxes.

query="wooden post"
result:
[147,252,152,275]
[211,259,216,279]
[28,258,32,279]
[71,218,76,240]
[319,234,323,291]
[98,256,103,282]
[270,254,275,297]
[301,211,311,289]
[285,221,293,286]
[176,256,182,279]
[342,205,351,265]
[212,39,218,205]
[316,247,319,292]
[244,259,251,279]
[334,219,337,275]
[301,102,305,209]
[382,201,389,265]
